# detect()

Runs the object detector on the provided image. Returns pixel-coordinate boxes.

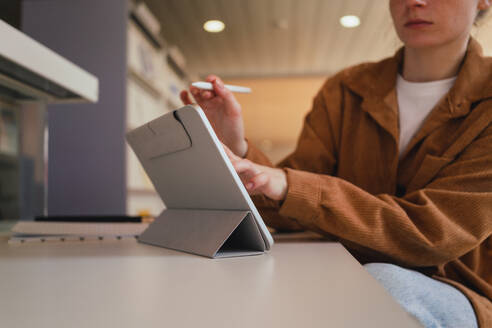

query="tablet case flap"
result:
[138,209,265,258]
[126,113,191,159]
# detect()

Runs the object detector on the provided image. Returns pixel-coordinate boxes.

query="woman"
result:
[180,0,492,327]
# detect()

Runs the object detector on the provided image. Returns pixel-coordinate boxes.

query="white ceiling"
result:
[142,0,492,79]
[141,0,401,78]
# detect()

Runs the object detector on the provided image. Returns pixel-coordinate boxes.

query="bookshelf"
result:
[126,3,192,216]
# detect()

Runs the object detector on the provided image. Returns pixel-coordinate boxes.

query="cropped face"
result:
[389,0,491,49]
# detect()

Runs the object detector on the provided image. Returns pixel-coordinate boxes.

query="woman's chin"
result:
[401,36,445,50]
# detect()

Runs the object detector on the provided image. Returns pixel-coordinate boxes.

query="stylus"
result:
[192,82,252,94]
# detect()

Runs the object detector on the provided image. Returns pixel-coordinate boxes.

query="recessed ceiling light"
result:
[203,20,225,33]
[340,15,360,28]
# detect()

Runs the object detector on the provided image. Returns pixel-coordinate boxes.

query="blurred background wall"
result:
[226,76,326,163]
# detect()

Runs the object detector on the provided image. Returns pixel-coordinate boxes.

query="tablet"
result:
[126,105,273,256]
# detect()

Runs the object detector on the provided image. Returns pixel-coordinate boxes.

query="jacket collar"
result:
[341,37,492,149]
[345,37,492,113]
[448,37,492,115]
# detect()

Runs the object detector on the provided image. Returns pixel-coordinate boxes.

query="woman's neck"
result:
[402,36,470,82]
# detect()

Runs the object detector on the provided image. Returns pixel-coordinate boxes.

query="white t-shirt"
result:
[396,74,457,157]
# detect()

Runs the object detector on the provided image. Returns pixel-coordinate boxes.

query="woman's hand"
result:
[222,144,288,201]
[180,75,248,157]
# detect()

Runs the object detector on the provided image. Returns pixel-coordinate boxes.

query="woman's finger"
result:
[233,162,257,182]
[222,143,240,161]
[204,75,234,101]
[233,159,262,177]
[190,85,200,96]
[205,74,219,83]
[190,86,206,102]
[189,90,209,108]
[247,172,270,192]
[180,90,193,105]
[201,90,214,99]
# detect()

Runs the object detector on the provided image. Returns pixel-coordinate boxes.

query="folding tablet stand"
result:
[139,209,265,258]
[126,105,273,258]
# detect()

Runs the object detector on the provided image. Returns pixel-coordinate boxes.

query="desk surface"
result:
[0,236,421,328]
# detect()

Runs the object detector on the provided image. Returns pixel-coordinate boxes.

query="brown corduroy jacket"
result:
[246,38,492,327]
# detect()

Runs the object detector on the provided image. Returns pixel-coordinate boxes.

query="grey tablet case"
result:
[126,105,274,258]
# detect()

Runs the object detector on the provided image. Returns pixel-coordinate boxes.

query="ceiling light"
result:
[203,20,225,33]
[340,15,360,28]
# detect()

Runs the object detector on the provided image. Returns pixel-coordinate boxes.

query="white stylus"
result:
[192,82,252,94]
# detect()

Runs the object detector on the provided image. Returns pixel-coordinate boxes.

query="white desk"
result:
[0,235,421,328]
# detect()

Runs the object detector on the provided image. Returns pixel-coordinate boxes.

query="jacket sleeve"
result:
[278,120,492,266]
